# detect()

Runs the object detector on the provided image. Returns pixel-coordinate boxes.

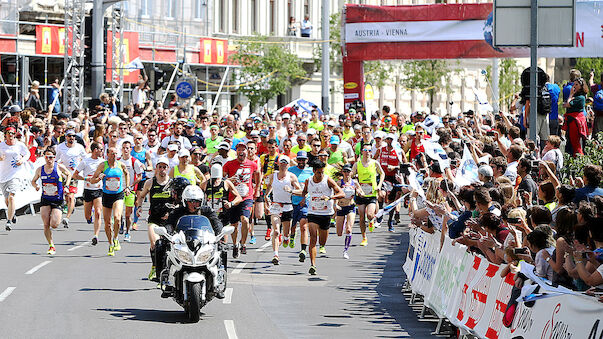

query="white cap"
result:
[302,118,310,123]
[132,116,142,124]
[250,130,260,136]
[167,144,178,151]
[210,163,223,179]
[374,131,386,139]
[282,113,291,119]
[156,157,169,166]
[327,121,336,127]
[179,149,190,157]
[279,155,291,164]
[307,128,316,135]
[385,133,395,140]
[217,142,230,150]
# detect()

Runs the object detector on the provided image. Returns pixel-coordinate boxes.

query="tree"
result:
[399,60,456,112]
[575,58,603,82]
[230,36,306,111]
[485,59,521,111]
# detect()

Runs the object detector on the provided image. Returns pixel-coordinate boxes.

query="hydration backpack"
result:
[537,86,552,116]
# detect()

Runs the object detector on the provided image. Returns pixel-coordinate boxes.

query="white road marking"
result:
[255,241,271,252]
[67,241,91,252]
[223,288,233,304]
[25,260,51,275]
[0,287,16,302]
[224,320,238,339]
[231,263,246,274]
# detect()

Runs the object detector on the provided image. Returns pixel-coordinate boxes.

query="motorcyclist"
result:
[159,184,227,299]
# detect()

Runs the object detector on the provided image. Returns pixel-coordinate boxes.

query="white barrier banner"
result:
[403,229,603,339]
[500,293,603,339]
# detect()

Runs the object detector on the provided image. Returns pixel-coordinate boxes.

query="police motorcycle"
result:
[154,185,234,322]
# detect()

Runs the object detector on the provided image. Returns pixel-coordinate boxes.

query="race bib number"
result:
[43,183,58,196]
[360,183,373,195]
[211,199,223,213]
[343,186,355,199]
[236,183,249,197]
[310,196,327,211]
[269,203,283,216]
[106,177,120,191]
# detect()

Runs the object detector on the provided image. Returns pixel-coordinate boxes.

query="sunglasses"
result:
[142,123,149,126]
[111,135,118,138]
[157,164,168,169]
[136,137,143,140]
[193,153,203,156]
[45,155,55,158]
[6,132,15,135]
[312,144,321,147]
[148,134,156,137]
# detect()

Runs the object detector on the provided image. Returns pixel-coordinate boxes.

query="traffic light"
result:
[152,67,165,91]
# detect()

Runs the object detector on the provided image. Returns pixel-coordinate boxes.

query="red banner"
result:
[106,31,141,84]
[199,38,229,65]
[35,25,71,56]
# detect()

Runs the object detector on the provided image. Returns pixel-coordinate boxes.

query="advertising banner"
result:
[199,38,229,65]
[106,31,141,84]
[35,25,71,56]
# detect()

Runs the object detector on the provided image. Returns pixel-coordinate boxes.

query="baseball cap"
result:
[132,116,142,124]
[156,157,169,166]
[235,142,248,149]
[253,116,262,123]
[330,136,340,145]
[374,131,386,139]
[65,129,76,136]
[167,144,179,151]
[327,121,336,127]
[478,165,494,177]
[307,128,316,135]
[250,130,260,137]
[318,149,329,156]
[217,142,230,150]
[282,113,291,119]
[296,151,308,159]
[179,149,190,157]
[354,124,362,130]
[244,122,254,129]
[186,121,195,128]
[342,164,352,172]
[259,129,269,137]
[385,133,395,140]
[279,155,291,164]
[348,108,357,114]
[9,105,22,114]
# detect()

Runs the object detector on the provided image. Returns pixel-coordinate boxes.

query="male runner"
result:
[259,139,280,241]
[375,134,404,232]
[119,141,144,242]
[56,129,86,228]
[288,151,313,261]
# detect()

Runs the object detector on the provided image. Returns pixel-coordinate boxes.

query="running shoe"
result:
[5,221,11,231]
[62,205,68,214]
[360,238,368,246]
[108,245,115,256]
[86,217,92,224]
[368,218,375,232]
[124,233,131,242]
[11,216,16,224]
[299,249,307,262]
[264,228,271,241]
[309,265,317,275]
[388,225,395,233]
[343,251,349,259]
[282,238,289,248]
[47,246,56,255]
[91,236,98,246]
[289,236,295,249]
[132,222,138,231]
[233,243,240,259]
[272,255,280,265]
[62,218,69,229]
[241,244,247,255]
[249,235,257,245]
[148,266,156,281]
[119,223,124,235]
[376,215,383,224]
[394,213,401,225]
[319,246,326,255]
[113,238,121,251]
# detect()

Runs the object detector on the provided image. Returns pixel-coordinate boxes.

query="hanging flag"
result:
[423,140,450,169]
[453,144,490,188]
[422,114,443,136]
[125,57,144,70]
[408,168,425,199]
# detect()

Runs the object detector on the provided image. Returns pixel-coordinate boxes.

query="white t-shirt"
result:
[56,142,87,172]
[543,148,563,170]
[116,135,135,152]
[160,135,192,150]
[118,156,144,188]
[504,161,518,183]
[131,87,146,106]
[0,141,30,183]
[76,156,105,190]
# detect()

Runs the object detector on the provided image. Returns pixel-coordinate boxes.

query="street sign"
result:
[175,79,195,99]
[493,0,575,47]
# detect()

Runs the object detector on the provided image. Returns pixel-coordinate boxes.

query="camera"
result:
[507,217,521,224]
[513,248,529,255]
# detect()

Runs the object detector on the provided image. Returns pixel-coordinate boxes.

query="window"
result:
[194,0,204,20]
[250,0,257,33]
[232,0,239,33]
[270,0,276,34]
[219,0,225,32]
[166,0,177,18]
[140,0,151,17]
[287,0,293,20]
[304,0,309,16]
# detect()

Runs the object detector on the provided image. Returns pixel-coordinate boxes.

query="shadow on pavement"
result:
[80,287,155,292]
[96,307,194,324]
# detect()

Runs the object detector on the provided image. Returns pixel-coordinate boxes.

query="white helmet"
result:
[182,185,204,206]
[210,163,223,179]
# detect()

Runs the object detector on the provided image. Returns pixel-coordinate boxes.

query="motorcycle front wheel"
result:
[187,282,202,322]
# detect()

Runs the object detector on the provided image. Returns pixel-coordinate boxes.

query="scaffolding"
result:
[110,4,124,101]
[63,0,86,113]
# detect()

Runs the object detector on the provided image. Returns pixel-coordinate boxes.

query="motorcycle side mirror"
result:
[154,226,171,240]
[218,226,235,240]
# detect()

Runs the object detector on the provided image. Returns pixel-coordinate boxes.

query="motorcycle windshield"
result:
[176,215,214,234]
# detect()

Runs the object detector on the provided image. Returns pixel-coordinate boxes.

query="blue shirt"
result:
[48,87,61,113]
[546,83,560,120]
[288,165,313,205]
[573,186,603,204]
[448,210,472,239]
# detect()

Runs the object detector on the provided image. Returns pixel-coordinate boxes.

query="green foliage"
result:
[364,61,393,89]
[399,60,457,111]
[575,58,603,81]
[561,132,603,185]
[485,59,521,111]
[230,36,306,110]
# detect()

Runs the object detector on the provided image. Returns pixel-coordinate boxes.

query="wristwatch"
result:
[545,257,551,262]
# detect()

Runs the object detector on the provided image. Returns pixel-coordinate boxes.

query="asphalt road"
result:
[0,204,436,339]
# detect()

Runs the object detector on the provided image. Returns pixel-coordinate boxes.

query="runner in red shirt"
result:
[156,109,172,141]
[223,142,261,258]
[375,134,404,232]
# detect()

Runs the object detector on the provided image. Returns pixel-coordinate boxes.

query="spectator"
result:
[517,158,538,205]
[300,15,312,37]
[546,74,561,136]
[562,78,589,155]
[48,78,61,114]
[526,228,555,281]
[590,71,603,137]
[573,164,603,203]
[287,17,298,36]
[24,81,43,111]
[131,79,147,109]
[504,145,522,183]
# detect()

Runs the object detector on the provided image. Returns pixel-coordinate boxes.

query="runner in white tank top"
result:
[265,156,302,265]
[301,161,345,275]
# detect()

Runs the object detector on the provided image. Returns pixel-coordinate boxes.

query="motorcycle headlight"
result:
[195,245,214,264]
[175,249,193,264]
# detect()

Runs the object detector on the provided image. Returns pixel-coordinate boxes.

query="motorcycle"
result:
[154,215,234,322]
